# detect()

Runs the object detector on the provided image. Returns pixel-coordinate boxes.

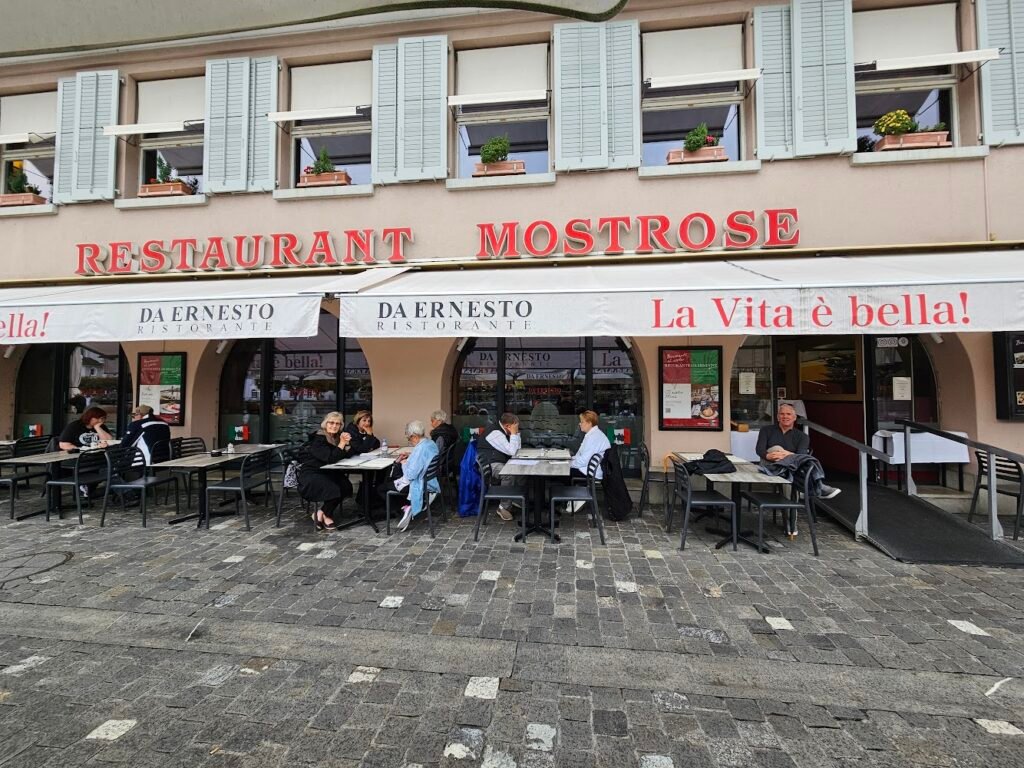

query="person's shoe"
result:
[78,484,89,498]
[496,502,514,521]
[397,505,413,532]
[819,485,841,500]
[311,512,326,532]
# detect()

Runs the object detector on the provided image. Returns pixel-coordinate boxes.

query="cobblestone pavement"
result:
[1,489,1023,768]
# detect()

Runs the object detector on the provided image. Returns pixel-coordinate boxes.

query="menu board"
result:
[138,353,186,426]
[659,347,723,431]
[993,333,1024,421]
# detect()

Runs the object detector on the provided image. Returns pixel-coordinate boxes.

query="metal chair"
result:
[386,454,445,537]
[740,466,820,556]
[44,450,108,524]
[968,451,1023,540]
[549,454,605,545]
[637,443,671,520]
[668,459,736,551]
[473,458,528,542]
[2,435,55,496]
[273,445,308,527]
[168,436,208,510]
[204,451,277,531]
[100,446,180,527]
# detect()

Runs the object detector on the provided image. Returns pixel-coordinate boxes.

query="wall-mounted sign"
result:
[992,332,1024,421]
[138,353,186,426]
[659,346,723,431]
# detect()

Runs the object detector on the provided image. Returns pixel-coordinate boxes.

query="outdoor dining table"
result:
[501,453,571,542]
[0,449,79,520]
[701,466,792,552]
[321,450,400,533]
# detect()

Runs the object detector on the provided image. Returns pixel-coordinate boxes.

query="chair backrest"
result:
[240,451,272,483]
[15,434,53,457]
[585,453,602,497]
[670,458,693,506]
[149,439,171,465]
[975,450,1023,484]
[476,457,494,492]
[178,437,207,458]
[416,454,442,513]
[107,445,145,480]
[639,443,651,475]
[73,449,109,479]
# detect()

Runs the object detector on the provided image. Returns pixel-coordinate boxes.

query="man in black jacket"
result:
[123,405,171,463]
[429,409,459,450]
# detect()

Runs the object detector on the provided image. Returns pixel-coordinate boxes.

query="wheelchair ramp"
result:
[815,479,1024,567]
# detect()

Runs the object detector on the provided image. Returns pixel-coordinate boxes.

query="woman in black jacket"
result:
[298,412,354,530]
[343,410,382,455]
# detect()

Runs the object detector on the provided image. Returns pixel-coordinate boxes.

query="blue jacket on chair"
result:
[458,439,481,517]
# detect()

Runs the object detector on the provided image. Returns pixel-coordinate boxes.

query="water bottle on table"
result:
[380,438,389,456]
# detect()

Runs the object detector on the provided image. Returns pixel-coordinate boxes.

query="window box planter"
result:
[874,131,951,151]
[139,181,193,197]
[473,160,526,177]
[297,171,351,188]
[666,146,728,164]
[0,193,47,207]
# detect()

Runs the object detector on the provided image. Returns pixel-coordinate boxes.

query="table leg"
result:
[335,470,380,533]
[169,468,208,526]
[713,483,771,553]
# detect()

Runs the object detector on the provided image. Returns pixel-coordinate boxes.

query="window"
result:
[730,336,774,429]
[451,44,550,177]
[852,5,979,150]
[140,132,205,192]
[0,91,58,201]
[281,61,373,186]
[641,26,750,165]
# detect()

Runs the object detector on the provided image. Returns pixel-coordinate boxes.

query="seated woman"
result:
[570,410,611,481]
[297,412,354,531]
[376,420,440,533]
[343,410,381,455]
[59,406,115,450]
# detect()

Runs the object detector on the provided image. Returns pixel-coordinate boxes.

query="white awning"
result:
[455,44,548,103]
[645,69,761,90]
[328,252,1024,338]
[870,49,1000,72]
[854,4,961,67]
[642,26,744,82]
[103,121,201,136]
[268,106,363,122]
[0,269,405,345]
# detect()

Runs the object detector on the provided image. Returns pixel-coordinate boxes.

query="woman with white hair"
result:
[297,411,354,531]
[377,419,440,533]
[429,409,459,450]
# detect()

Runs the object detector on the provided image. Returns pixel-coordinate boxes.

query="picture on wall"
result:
[659,346,723,431]
[137,353,186,426]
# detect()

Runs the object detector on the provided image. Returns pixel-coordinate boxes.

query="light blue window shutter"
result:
[53,77,76,204]
[754,5,795,159]
[372,44,399,184]
[204,57,250,193]
[71,70,119,200]
[396,35,448,181]
[791,0,856,155]
[978,0,1024,145]
[605,20,641,169]
[553,23,608,171]
[247,56,278,191]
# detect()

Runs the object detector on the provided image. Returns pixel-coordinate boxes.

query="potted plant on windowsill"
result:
[297,147,351,187]
[872,109,951,151]
[473,134,525,177]
[0,167,46,206]
[140,157,199,197]
[668,123,728,164]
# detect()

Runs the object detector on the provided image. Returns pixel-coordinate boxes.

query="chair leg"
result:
[549,498,557,542]
[203,489,211,529]
[1013,493,1022,541]
[425,499,435,539]
[241,491,250,532]
[173,479,180,518]
[100,485,111,527]
[732,504,738,551]
[386,494,393,536]
[679,501,692,551]
[757,508,765,553]
[74,484,84,525]
[473,497,485,541]
[638,473,649,519]
[967,479,982,523]
[593,498,606,545]
[141,489,148,528]
[806,501,820,556]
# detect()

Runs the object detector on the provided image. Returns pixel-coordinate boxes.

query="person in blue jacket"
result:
[377,420,439,532]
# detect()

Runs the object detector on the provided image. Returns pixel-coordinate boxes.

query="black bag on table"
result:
[682,448,736,476]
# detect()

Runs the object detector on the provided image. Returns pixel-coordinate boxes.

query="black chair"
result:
[2,435,55,495]
[273,445,309,527]
[549,454,605,545]
[100,446,180,527]
[740,466,820,556]
[667,459,736,551]
[637,443,671,520]
[437,441,459,509]
[204,451,277,531]
[968,451,1023,540]
[44,450,109,524]
[386,454,446,537]
[168,436,208,510]
[473,458,528,542]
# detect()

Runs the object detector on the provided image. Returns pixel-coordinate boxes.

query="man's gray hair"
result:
[405,420,426,437]
[778,403,797,414]
[135,404,154,416]
[431,409,448,423]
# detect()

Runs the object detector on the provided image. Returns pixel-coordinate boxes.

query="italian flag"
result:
[606,427,631,445]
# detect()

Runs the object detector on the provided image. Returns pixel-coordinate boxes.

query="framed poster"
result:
[992,332,1024,420]
[137,352,187,426]
[659,346,723,431]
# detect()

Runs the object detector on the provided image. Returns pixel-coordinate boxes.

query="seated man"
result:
[757,404,841,530]
[429,409,459,451]
[123,405,171,463]
[378,420,440,533]
[475,412,521,521]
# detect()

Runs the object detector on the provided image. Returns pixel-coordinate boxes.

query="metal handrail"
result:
[800,419,886,539]
[896,419,1018,540]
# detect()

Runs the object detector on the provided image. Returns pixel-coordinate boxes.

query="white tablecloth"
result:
[730,430,762,463]
[871,430,969,466]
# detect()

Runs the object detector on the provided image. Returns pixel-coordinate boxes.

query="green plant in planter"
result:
[304,147,335,176]
[683,122,719,153]
[873,109,917,137]
[6,167,41,195]
[480,134,511,165]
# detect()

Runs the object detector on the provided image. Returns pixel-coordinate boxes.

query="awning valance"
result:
[325,252,1024,338]
[0,269,405,345]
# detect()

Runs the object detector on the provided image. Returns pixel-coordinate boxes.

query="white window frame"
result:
[453,99,551,177]
[1,141,56,198]
[288,114,373,186]
[137,130,205,190]
[854,69,960,149]
[640,83,747,164]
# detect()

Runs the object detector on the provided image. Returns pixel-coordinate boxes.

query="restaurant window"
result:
[730,336,774,430]
[452,336,643,474]
[14,346,57,438]
[852,5,980,151]
[126,77,206,193]
[282,61,373,187]
[67,343,128,434]
[777,336,862,401]
[0,91,59,202]
[640,25,750,165]
[452,44,550,178]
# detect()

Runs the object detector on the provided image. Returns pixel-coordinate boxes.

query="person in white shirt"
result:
[477,412,521,521]
[570,410,611,481]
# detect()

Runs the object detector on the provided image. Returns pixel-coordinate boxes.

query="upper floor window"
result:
[275,61,372,187]
[451,44,550,178]
[0,91,58,202]
[641,25,755,165]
